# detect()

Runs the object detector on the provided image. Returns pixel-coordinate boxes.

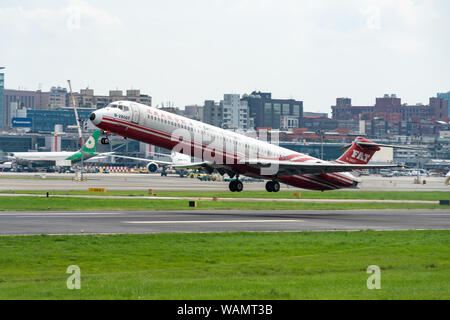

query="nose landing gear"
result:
[100,137,110,145]
[265,180,280,193]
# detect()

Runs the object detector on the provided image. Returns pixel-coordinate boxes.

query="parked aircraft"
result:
[8,130,112,168]
[110,150,191,174]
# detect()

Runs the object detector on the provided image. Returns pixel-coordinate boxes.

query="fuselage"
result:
[91,101,359,190]
[12,152,76,162]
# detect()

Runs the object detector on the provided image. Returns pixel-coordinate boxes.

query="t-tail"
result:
[337,136,419,165]
[337,137,380,164]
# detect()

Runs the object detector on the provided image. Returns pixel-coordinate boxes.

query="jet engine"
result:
[147,162,158,173]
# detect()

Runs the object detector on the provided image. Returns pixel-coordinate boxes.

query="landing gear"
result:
[100,137,110,145]
[265,180,280,193]
[229,180,244,192]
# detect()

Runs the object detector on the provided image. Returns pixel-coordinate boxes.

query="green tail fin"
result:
[81,130,101,155]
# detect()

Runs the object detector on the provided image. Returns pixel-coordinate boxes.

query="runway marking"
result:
[123,219,301,224]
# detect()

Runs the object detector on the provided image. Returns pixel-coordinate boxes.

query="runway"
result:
[1,209,449,235]
[1,172,450,191]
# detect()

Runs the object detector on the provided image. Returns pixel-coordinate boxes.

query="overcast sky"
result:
[1,0,449,113]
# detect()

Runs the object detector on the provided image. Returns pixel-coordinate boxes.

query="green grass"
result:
[0,230,448,299]
[0,196,448,211]
[2,190,450,201]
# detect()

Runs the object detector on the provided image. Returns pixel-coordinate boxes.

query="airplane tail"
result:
[81,130,101,155]
[337,137,381,165]
[337,136,420,165]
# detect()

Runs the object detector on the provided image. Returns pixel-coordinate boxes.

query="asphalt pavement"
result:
[0,209,448,235]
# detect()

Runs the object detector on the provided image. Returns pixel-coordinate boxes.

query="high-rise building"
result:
[183,105,203,121]
[0,67,4,130]
[241,91,303,130]
[222,94,248,130]
[437,91,450,117]
[4,89,50,110]
[49,87,68,108]
[203,100,223,128]
[71,88,152,109]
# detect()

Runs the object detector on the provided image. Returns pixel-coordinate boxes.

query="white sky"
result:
[1,0,449,113]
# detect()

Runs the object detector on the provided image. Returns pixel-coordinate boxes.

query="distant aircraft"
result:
[90,101,409,192]
[8,130,112,168]
[110,150,192,173]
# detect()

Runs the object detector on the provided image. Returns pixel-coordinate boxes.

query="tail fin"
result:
[337,137,380,164]
[81,130,101,155]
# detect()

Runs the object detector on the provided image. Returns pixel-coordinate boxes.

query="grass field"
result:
[0,196,448,211]
[2,190,450,200]
[0,230,448,299]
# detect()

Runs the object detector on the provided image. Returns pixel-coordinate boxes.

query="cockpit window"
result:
[118,105,123,110]
[110,104,118,108]
[123,106,129,111]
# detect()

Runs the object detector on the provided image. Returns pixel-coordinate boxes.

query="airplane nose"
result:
[89,111,102,125]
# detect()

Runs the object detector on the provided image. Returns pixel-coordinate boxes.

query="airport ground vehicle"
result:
[380,169,394,177]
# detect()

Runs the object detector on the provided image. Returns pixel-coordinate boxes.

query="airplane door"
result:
[131,104,140,124]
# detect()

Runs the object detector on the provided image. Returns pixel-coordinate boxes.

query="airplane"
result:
[8,130,112,169]
[89,101,408,192]
[109,150,191,175]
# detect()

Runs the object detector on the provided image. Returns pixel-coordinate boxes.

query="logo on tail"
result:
[338,137,380,165]
[82,130,101,155]
[66,130,101,161]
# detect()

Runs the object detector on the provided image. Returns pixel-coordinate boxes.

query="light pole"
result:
[316,129,324,159]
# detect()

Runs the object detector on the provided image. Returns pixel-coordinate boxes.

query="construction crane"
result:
[67,80,83,147]
[67,80,85,180]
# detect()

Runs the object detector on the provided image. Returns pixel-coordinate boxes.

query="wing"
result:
[241,159,403,175]
[109,155,173,166]
[171,161,211,169]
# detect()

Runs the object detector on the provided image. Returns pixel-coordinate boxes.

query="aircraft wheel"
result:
[235,181,244,192]
[265,181,274,192]
[229,181,237,192]
[272,181,280,193]
[101,137,110,145]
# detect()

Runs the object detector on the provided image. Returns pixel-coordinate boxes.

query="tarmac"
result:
[1,172,449,236]
[0,209,449,235]
[1,172,449,191]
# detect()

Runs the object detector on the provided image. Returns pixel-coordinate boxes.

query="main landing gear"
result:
[229,180,244,192]
[265,180,280,193]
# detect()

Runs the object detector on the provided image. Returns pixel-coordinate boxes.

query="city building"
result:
[0,67,4,130]
[27,108,95,133]
[241,91,303,130]
[71,88,152,109]
[49,87,68,108]
[183,105,203,121]
[222,94,249,130]
[302,115,338,132]
[331,94,449,138]
[437,91,450,117]
[4,89,50,110]
[203,100,223,128]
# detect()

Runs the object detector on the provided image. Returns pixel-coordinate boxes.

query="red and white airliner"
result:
[90,101,405,192]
